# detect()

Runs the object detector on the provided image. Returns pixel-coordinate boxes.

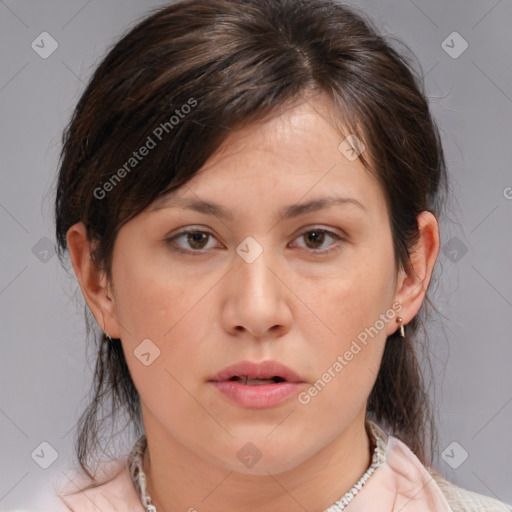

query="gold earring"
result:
[396,316,405,337]
[101,309,112,341]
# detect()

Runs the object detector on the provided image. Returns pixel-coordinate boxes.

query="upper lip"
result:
[208,360,305,383]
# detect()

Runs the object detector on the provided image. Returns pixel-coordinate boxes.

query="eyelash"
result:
[165,227,345,256]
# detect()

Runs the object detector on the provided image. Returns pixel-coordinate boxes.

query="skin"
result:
[67,95,440,512]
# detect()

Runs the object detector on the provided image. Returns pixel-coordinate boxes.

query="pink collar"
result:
[55,422,452,511]
[345,429,452,511]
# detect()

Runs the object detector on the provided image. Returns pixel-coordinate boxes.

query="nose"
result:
[220,243,293,340]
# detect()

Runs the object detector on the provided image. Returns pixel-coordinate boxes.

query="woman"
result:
[50,0,511,510]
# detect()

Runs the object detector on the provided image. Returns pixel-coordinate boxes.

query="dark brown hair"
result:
[54,0,448,484]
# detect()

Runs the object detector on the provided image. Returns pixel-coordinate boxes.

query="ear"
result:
[388,211,440,336]
[66,222,122,339]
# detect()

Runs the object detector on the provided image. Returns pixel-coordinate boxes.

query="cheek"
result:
[111,251,214,379]
[298,279,388,423]
[305,263,392,348]
[111,248,190,339]
[296,251,394,405]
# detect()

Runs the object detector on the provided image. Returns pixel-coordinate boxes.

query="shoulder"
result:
[428,468,512,512]
[53,459,144,512]
[368,421,511,512]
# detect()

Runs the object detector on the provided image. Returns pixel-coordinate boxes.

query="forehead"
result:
[149,96,386,219]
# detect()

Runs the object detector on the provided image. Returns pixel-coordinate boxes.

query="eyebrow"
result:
[149,194,366,221]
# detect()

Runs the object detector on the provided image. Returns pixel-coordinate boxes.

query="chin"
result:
[218,435,316,476]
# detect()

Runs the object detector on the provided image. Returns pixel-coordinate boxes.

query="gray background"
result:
[1,0,511,510]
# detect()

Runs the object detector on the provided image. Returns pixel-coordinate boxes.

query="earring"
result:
[101,309,112,341]
[396,317,405,337]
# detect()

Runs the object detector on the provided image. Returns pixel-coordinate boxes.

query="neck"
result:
[141,414,372,512]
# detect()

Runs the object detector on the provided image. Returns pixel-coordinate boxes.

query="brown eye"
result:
[304,230,326,249]
[166,227,344,255]
[166,229,218,253]
[185,231,210,250]
[293,228,344,254]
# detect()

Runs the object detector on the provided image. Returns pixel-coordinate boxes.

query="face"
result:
[106,96,402,474]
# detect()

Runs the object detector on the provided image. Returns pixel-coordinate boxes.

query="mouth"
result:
[208,360,305,409]
[226,375,287,385]
[208,360,304,384]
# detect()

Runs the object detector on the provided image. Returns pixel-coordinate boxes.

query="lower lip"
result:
[210,380,303,409]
